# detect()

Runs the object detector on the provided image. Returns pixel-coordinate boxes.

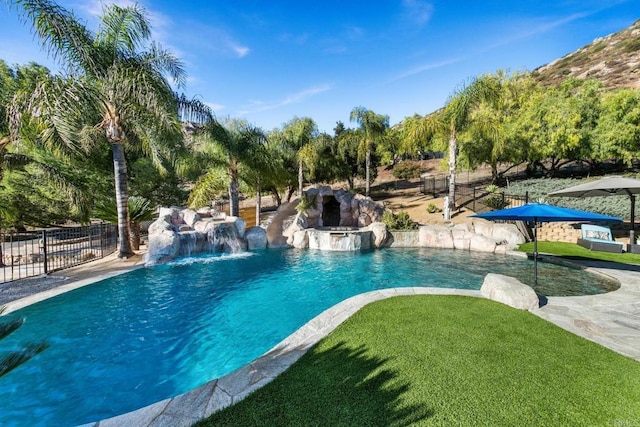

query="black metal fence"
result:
[420,175,529,213]
[1,223,117,284]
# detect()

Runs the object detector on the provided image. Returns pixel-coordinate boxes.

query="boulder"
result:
[481,273,539,310]
[472,221,494,239]
[368,222,390,248]
[181,209,201,227]
[358,213,372,227]
[418,225,454,249]
[196,207,213,217]
[451,225,473,251]
[469,234,497,253]
[145,218,179,265]
[292,230,309,249]
[148,216,175,235]
[207,221,246,252]
[245,226,268,250]
[283,213,308,245]
[193,218,219,234]
[227,216,246,237]
[388,230,420,247]
[492,223,526,248]
[158,207,180,221]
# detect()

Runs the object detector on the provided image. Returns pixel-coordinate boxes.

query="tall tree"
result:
[442,76,500,218]
[349,107,389,196]
[283,117,317,197]
[8,1,187,257]
[407,77,499,219]
[186,118,266,216]
[593,88,640,165]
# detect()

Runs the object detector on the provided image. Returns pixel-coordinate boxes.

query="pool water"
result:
[0,248,617,426]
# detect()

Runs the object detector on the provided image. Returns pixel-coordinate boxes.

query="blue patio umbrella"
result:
[472,203,622,284]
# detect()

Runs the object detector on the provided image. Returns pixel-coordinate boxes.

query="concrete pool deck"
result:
[1,251,639,426]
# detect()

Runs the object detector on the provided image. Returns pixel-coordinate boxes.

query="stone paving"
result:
[3,253,639,426]
[532,259,640,361]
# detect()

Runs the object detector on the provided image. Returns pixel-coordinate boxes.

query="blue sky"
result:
[0,1,638,133]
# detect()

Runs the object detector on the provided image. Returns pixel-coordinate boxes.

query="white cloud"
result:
[239,84,332,114]
[231,44,250,58]
[278,32,310,45]
[344,25,365,41]
[205,102,225,113]
[392,57,463,81]
[392,10,593,83]
[401,0,434,28]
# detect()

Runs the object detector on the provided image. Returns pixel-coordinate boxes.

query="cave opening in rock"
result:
[322,196,341,226]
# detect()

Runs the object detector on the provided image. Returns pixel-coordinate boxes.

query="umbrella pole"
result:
[533,220,538,285]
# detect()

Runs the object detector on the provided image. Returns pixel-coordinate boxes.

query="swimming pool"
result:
[0,248,617,425]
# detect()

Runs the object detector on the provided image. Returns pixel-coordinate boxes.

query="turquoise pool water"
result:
[0,248,617,426]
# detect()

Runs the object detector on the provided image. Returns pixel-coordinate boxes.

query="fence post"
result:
[42,229,48,274]
[525,191,529,204]
[100,223,105,259]
[473,187,476,212]
[501,192,505,208]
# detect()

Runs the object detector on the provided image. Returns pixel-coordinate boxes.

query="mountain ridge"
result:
[532,19,640,89]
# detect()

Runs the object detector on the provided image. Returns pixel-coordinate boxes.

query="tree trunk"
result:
[298,160,304,197]
[445,134,456,220]
[255,178,261,227]
[112,143,134,258]
[286,186,295,203]
[228,158,239,217]
[130,221,141,250]
[491,163,499,183]
[269,187,282,206]
[365,149,371,197]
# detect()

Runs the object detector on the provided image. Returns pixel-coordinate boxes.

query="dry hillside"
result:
[532,19,640,89]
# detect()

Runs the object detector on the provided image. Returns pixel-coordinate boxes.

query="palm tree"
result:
[349,107,389,196]
[283,117,317,197]
[186,118,266,217]
[406,77,499,219]
[441,76,500,219]
[9,1,187,258]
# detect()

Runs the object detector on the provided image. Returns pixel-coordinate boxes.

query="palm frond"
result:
[11,0,98,74]
[176,93,213,124]
[188,169,228,209]
[96,3,151,57]
[146,42,186,89]
[93,195,155,223]
[0,341,49,378]
[0,316,24,340]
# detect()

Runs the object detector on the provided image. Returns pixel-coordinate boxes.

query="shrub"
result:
[382,210,418,230]
[296,194,317,213]
[427,203,441,214]
[507,177,630,219]
[484,185,510,210]
[392,163,422,180]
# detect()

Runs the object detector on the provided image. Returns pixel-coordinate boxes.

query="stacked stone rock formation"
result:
[144,207,267,265]
[146,189,526,260]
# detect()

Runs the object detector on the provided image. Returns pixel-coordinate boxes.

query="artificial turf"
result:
[518,240,640,265]
[195,295,640,426]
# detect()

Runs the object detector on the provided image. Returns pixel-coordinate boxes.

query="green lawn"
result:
[196,296,640,426]
[518,240,640,265]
